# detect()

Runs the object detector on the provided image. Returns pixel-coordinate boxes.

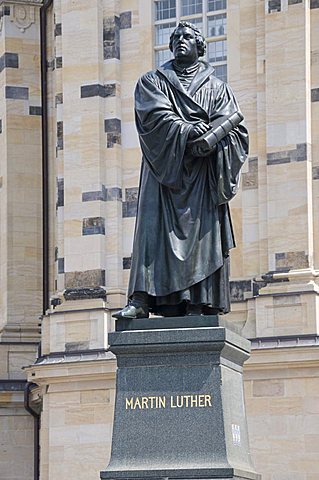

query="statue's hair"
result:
[169,21,206,57]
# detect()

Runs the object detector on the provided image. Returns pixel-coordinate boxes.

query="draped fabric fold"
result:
[128,60,249,315]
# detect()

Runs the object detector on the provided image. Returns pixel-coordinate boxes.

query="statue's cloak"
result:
[128,60,249,314]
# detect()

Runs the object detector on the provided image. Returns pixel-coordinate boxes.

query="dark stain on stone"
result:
[103,16,120,60]
[82,217,105,235]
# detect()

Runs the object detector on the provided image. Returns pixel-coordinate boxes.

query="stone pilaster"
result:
[0,0,43,341]
[0,3,42,479]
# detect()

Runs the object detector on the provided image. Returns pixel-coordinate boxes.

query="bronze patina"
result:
[114,22,248,319]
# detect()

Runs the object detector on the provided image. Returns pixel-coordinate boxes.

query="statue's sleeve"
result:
[135,72,192,188]
[209,83,249,205]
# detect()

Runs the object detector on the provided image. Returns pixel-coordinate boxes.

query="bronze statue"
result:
[113,22,248,319]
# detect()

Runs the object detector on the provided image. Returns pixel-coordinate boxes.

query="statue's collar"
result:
[157,60,215,97]
[172,60,200,76]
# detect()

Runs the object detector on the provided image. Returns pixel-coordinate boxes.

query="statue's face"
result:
[171,26,198,63]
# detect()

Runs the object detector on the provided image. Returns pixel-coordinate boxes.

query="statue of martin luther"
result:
[114,22,249,319]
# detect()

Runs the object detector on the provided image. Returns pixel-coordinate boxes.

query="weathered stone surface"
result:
[103,16,120,60]
[0,380,26,391]
[5,85,28,100]
[56,56,63,69]
[81,83,117,98]
[122,187,139,217]
[58,258,64,274]
[120,11,132,29]
[55,92,63,105]
[82,186,122,202]
[230,280,252,302]
[122,256,131,270]
[57,121,63,150]
[105,118,121,134]
[312,88,319,102]
[57,178,64,207]
[105,187,122,201]
[82,190,105,202]
[242,157,258,190]
[63,286,107,300]
[29,106,41,115]
[253,380,284,397]
[1,5,10,16]
[275,251,308,271]
[82,217,105,235]
[54,23,62,36]
[125,187,138,202]
[267,143,308,165]
[65,341,90,352]
[0,52,19,72]
[64,269,106,288]
[107,132,121,148]
[122,201,137,218]
[268,0,281,13]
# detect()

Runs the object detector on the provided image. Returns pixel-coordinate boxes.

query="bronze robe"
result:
[128,60,249,315]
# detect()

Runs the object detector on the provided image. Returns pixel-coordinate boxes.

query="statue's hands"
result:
[188,122,210,140]
[187,123,215,157]
[191,141,212,158]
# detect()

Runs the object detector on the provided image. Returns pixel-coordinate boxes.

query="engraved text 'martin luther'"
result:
[125,394,213,410]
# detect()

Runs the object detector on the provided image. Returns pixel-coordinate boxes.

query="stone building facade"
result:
[0,0,319,479]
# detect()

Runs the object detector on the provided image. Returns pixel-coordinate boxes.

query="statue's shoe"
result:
[112,303,149,319]
[186,303,203,316]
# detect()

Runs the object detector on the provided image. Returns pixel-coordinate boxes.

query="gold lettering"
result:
[176,395,183,407]
[170,396,176,408]
[190,395,198,407]
[141,397,149,409]
[126,394,212,410]
[125,397,134,410]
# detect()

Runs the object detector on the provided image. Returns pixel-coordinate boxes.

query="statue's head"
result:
[169,21,206,58]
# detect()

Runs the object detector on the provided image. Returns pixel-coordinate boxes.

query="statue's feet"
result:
[186,303,203,316]
[112,302,149,320]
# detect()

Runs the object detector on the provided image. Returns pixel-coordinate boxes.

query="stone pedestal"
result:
[101,317,261,480]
